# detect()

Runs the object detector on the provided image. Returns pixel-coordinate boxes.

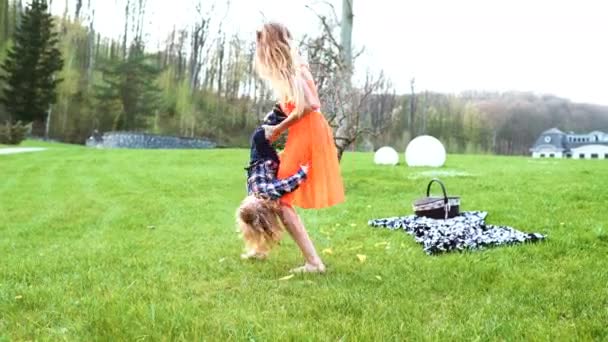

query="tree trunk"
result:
[189,26,200,91]
[122,0,130,59]
[340,0,353,72]
[409,78,416,140]
[189,17,209,94]
[421,91,427,134]
[15,0,23,28]
[2,0,10,43]
[87,10,95,81]
[217,35,225,96]
[334,0,354,161]
[45,105,52,140]
[75,0,82,20]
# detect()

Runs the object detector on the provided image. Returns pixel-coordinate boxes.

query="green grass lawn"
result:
[1,144,607,340]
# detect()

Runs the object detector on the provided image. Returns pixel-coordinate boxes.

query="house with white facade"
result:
[530,128,608,159]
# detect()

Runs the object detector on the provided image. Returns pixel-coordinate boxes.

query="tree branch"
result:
[305,5,342,52]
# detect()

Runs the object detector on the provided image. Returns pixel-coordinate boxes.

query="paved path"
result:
[0,147,47,155]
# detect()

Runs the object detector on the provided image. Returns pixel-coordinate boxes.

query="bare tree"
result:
[162,27,175,68]
[121,0,129,58]
[86,9,95,81]
[188,1,212,92]
[303,1,393,160]
[175,29,188,80]
[75,0,82,20]
[216,33,225,96]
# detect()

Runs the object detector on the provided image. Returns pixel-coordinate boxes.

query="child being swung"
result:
[237,104,309,259]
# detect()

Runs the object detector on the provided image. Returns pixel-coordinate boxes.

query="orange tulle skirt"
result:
[277,111,345,209]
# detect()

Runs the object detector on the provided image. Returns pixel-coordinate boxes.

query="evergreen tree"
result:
[0,0,63,129]
[95,40,160,131]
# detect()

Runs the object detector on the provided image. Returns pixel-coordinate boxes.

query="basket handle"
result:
[426,178,448,204]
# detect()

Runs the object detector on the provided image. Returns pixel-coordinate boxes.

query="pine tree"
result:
[95,40,161,131]
[0,0,63,132]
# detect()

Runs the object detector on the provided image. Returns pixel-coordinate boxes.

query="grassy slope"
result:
[1,145,607,340]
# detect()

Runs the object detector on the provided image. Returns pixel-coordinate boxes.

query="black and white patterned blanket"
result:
[368,211,545,255]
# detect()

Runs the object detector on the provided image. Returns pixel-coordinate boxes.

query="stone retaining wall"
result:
[86,132,216,149]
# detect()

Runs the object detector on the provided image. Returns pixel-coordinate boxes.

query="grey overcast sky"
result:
[50,0,608,105]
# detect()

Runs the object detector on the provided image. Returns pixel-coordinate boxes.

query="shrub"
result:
[0,121,28,145]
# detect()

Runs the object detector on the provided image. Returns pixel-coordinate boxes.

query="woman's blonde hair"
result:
[255,22,307,117]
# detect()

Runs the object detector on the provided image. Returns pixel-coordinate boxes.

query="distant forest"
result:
[0,1,606,155]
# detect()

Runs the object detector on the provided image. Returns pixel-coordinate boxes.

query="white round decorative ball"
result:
[374,146,400,165]
[405,135,446,167]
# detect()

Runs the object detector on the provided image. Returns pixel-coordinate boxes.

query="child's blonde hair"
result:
[236,195,283,253]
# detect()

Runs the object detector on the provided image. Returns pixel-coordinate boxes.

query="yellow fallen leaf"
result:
[350,223,357,227]
[357,254,367,263]
[367,205,372,208]
[375,275,382,281]
[335,223,341,227]
[15,295,23,300]
[322,248,334,255]
[278,274,295,281]
[374,241,388,247]
[346,245,363,251]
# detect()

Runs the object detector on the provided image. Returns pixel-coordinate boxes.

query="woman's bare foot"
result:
[240,250,268,260]
[289,262,326,274]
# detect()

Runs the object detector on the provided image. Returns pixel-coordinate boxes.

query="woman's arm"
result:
[275,105,314,131]
[259,164,309,199]
[263,106,314,141]
[264,71,320,140]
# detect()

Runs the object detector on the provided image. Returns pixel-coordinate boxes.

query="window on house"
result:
[540,154,545,158]
[549,154,555,158]
[605,153,608,159]
[566,153,572,158]
[579,153,585,158]
[591,154,599,159]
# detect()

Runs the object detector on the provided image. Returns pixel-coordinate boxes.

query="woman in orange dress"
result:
[255,22,345,273]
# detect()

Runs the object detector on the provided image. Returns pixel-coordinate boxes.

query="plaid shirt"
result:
[246,160,308,200]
